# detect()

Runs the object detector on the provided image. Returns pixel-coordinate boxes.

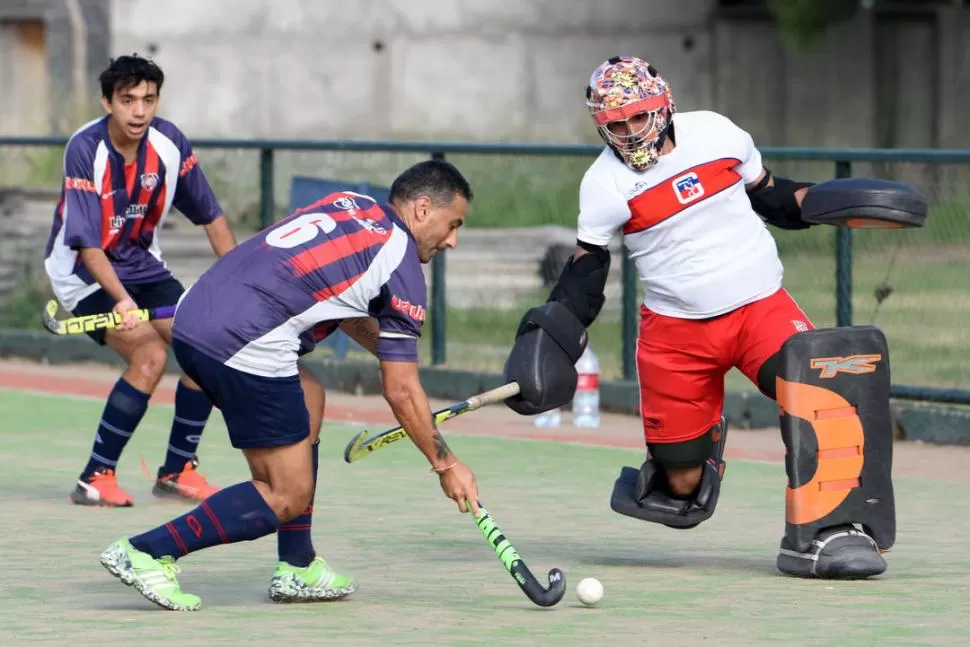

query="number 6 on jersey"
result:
[266,212,337,248]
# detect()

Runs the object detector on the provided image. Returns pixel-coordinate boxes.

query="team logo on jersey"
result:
[140,173,159,191]
[333,196,360,214]
[672,172,705,205]
[391,295,426,323]
[628,181,649,199]
[334,195,388,235]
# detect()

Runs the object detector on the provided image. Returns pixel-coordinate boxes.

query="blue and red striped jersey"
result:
[44,116,222,309]
[172,191,427,377]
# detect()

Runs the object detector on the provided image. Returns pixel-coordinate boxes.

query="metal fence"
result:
[2,136,969,404]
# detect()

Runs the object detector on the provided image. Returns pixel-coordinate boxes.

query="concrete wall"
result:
[3,2,968,154]
[109,0,716,141]
[103,1,970,154]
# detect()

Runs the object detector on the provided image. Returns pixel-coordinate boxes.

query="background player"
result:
[98,160,482,610]
[43,54,237,507]
[503,56,892,579]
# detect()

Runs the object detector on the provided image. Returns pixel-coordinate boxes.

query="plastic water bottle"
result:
[572,346,601,428]
[533,407,561,429]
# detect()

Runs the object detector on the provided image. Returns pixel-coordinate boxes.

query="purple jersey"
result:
[172,191,427,377]
[44,116,223,309]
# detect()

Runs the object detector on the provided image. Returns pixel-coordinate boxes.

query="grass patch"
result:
[404,248,970,390]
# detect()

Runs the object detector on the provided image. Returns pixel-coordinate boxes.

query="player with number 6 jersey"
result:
[172,190,425,377]
[100,160,486,611]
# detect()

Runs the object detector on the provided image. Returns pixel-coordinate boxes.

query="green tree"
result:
[765,0,967,50]
[765,0,862,50]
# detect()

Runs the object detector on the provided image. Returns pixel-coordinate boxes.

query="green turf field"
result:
[1,389,968,646]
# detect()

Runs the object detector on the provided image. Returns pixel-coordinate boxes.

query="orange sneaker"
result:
[153,459,219,502]
[70,468,134,507]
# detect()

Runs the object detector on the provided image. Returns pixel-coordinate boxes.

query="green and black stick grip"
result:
[473,500,565,608]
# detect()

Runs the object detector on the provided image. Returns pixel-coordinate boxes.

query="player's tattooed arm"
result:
[380,359,455,471]
[339,317,379,356]
[432,418,452,461]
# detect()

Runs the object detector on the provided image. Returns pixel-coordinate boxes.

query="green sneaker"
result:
[100,537,201,611]
[268,556,357,602]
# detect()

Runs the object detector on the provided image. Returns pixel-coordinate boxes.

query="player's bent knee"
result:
[133,342,169,379]
[664,466,704,498]
[610,459,722,529]
[280,488,313,524]
[119,339,169,392]
[610,425,724,528]
[276,467,315,522]
[258,476,313,523]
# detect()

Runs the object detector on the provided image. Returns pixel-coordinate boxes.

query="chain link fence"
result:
[1,138,967,396]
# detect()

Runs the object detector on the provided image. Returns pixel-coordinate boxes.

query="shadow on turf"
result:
[94,586,286,612]
[556,536,785,576]
[420,534,782,576]
[573,552,778,575]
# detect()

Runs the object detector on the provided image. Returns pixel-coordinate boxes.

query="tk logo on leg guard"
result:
[810,354,882,379]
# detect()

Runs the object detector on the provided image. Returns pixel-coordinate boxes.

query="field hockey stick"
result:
[474,500,566,608]
[342,381,521,463]
[42,299,176,336]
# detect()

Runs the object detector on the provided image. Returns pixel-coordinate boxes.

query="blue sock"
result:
[82,378,149,478]
[277,441,318,567]
[162,381,213,475]
[129,482,279,560]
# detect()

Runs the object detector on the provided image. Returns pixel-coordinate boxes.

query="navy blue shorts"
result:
[172,338,310,450]
[72,277,185,345]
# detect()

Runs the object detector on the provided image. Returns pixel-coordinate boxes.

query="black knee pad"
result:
[610,458,722,529]
[648,426,716,469]
[757,350,783,400]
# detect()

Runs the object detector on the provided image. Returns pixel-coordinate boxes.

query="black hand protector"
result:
[503,301,589,416]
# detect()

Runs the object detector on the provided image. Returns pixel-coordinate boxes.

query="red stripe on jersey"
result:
[135,142,165,240]
[312,272,364,302]
[622,158,742,235]
[290,197,333,218]
[288,228,387,277]
[359,203,388,223]
[142,182,167,239]
[100,164,122,249]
